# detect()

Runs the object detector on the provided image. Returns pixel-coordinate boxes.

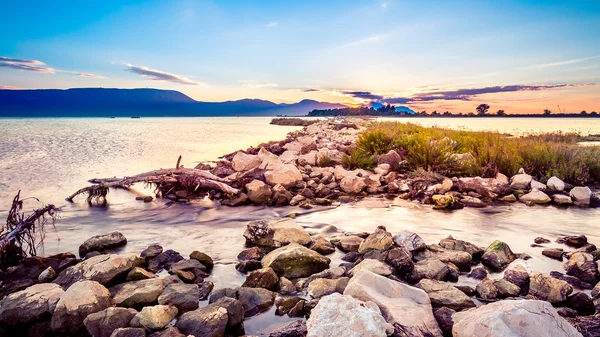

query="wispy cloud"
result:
[76,72,107,79]
[380,2,389,10]
[339,83,598,104]
[239,80,278,89]
[0,85,19,90]
[125,64,201,85]
[0,56,55,73]
[339,34,386,48]
[265,22,278,28]
[526,55,600,69]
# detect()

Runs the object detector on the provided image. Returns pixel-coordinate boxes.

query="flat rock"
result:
[209,287,275,317]
[54,254,139,288]
[332,235,364,252]
[175,305,228,337]
[307,277,349,298]
[110,277,168,307]
[244,218,311,248]
[453,300,582,337]
[130,305,178,330]
[79,232,127,257]
[158,283,200,312]
[418,279,476,311]
[348,258,392,277]
[410,259,450,281]
[265,164,303,188]
[84,307,138,337]
[0,283,64,324]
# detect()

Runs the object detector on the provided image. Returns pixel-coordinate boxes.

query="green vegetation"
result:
[342,147,377,170]
[356,122,600,185]
[270,118,317,126]
[317,154,334,167]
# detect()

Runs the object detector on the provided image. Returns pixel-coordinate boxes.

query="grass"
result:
[355,122,600,185]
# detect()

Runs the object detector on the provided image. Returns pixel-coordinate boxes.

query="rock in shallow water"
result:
[79,232,127,257]
[453,300,582,337]
[244,217,311,248]
[418,279,476,311]
[84,307,138,337]
[0,283,64,325]
[528,272,573,303]
[262,243,330,279]
[481,240,516,271]
[53,254,139,288]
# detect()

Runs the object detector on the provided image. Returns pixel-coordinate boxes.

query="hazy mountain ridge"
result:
[0,88,347,117]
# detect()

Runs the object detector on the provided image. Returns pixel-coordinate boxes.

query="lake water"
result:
[1,116,599,335]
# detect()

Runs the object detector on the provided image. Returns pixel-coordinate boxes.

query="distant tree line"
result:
[308,103,599,117]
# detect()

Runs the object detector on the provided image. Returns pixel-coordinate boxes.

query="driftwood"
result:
[0,191,58,267]
[67,167,240,204]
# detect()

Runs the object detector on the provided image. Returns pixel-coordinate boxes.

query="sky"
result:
[1,0,599,114]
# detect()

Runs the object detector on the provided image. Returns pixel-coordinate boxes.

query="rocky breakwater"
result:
[3,219,600,336]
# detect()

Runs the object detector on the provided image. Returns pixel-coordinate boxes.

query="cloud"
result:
[381,2,389,9]
[125,64,201,85]
[302,88,321,92]
[239,80,278,89]
[0,56,55,73]
[76,72,107,79]
[338,83,597,104]
[0,85,19,90]
[339,35,386,48]
[265,22,278,28]
[526,55,600,69]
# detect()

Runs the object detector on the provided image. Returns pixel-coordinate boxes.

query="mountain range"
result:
[0,88,347,117]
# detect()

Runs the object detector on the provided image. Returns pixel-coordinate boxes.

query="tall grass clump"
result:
[342,147,377,170]
[357,122,600,185]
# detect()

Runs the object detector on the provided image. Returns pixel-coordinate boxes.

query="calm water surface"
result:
[1,117,599,335]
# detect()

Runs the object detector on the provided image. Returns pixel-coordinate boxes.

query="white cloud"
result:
[239,80,278,89]
[265,22,278,28]
[526,55,600,69]
[125,64,203,85]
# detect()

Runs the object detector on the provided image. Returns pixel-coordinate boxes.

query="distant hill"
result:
[0,88,347,117]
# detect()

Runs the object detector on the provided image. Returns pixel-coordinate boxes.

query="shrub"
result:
[356,129,396,155]
[318,154,334,167]
[342,147,377,170]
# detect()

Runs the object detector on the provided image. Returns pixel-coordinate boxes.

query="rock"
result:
[467,267,487,280]
[189,251,214,270]
[289,194,306,206]
[246,179,273,204]
[557,307,579,318]
[274,296,304,317]
[358,227,393,254]
[130,305,178,330]
[149,327,185,337]
[212,297,244,327]
[410,259,450,281]
[568,314,600,337]
[439,236,483,260]
[169,258,206,279]
[548,176,566,191]
[79,232,127,257]
[550,271,594,290]
[543,248,565,260]
[421,245,473,269]
[504,265,529,294]
[500,194,517,202]
[147,250,184,273]
[339,175,366,194]
[494,279,521,298]
[232,151,262,171]
[564,252,598,283]
[110,328,146,337]
[567,292,595,316]
[278,277,296,295]
[377,150,402,168]
[209,287,275,317]
[51,281,113,334]
[383,246,414,276]
[54,254,139,288]
[307,293,392,337]
[242,267,279,290]
[348,259,392,277]
[554,194,573,205]
[269,319,307,337]
[418,279,476,311]
[175,305,228,337]
[38,266,57,283]
[110,278,167,307]
[519,189,551,204]
[244,218,311,248]
[84,307,138,337]
[453,300,582,337]
[262,243,330,279]
[126,267,156,281]
[236,260,263,273]
[461,196,487,208]
[344,270,442,337]
[332,235,363,252]
[309,236,335,255]
[433,194,454,209]
[558,235,588,248]
[570,186,592,207]
[307,277,349,298]
[434,307,455,337]
[476,278,498,301]
[237,247,264,261]
[457,176,510,197]
[393,231,426,253]
[481,240,516,271]
[535,237,551,244]
[265,164,303,188]
[510,173,532,189]
[0,283,64,324]
[198,280,214,300]
[529,272,573,303]
[374,163,390,175]
[141,244,163,261]
[158,283,199,313]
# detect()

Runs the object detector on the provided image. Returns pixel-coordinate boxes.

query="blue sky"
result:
[1,0,599,113]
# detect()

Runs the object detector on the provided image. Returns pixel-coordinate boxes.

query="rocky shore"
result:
[152,119,598,210]
[2,219,600,336]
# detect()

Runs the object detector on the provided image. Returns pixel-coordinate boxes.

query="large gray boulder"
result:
[563,252,598,284]
[79,232,127,257]
[519,190,551,204]
[243,218,311,248]
[344,270,443,337]
[358,227,393,254]
[547,176,565,191]
[0,283,64,324]
[54,254,139,288]
[307,292,392,337]
[453,300,582,337]
[84,307,138,337]
[570,186,592,207]
[175,305,228,337]
[232,151,262,171]
[51,280,113,334]
[510,173,532,189]
[208,287,275,317]
[262,243,330,278]
[264,164,303,188]
[481,240,516,271]
[158,283,200,312]
[393,231,426,253]
[529,272,573,303]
